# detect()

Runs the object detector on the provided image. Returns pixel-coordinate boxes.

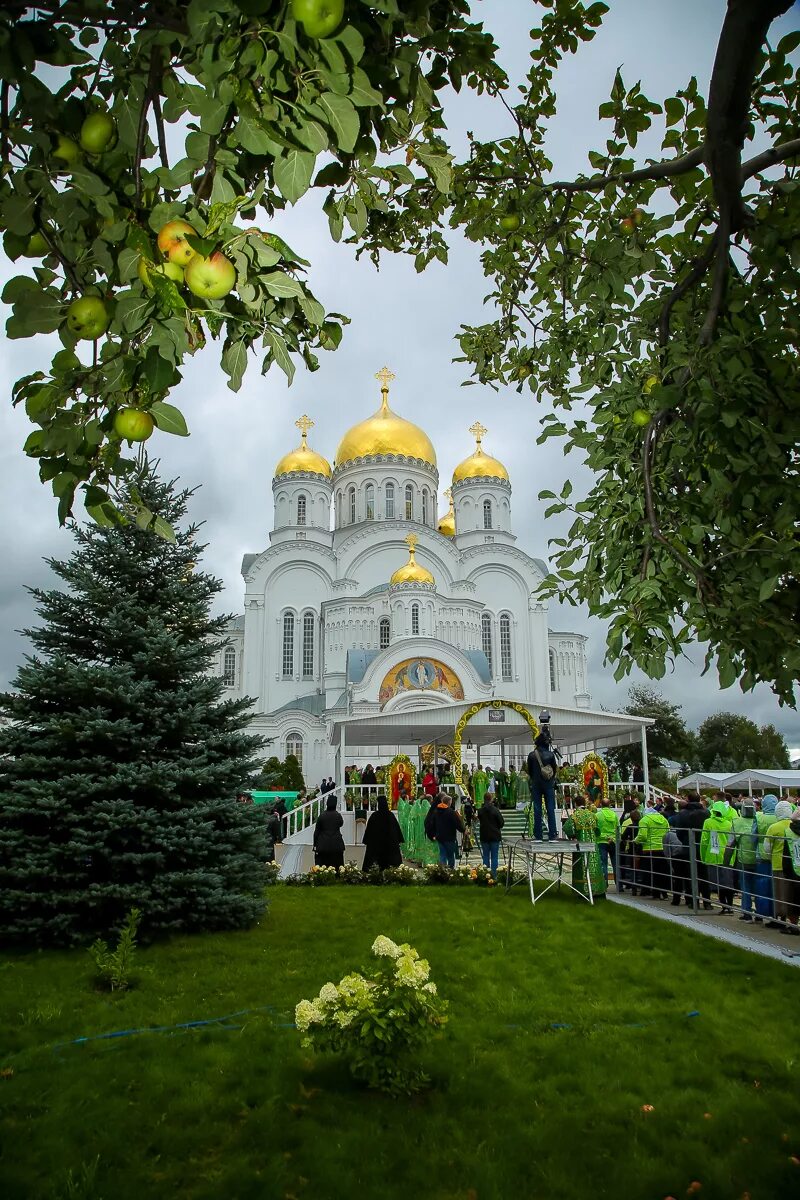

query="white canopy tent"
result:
[723,769,800,796]
[328,698,653,792]
[676,772,734,791]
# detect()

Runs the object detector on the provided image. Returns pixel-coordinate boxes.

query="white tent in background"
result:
[677,772,733,791]
[723,769,800,796]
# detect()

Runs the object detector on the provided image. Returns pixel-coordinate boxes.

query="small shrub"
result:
[424,862,452,884]
[295,935,447,1095]
[264,861,281,886]
[308,865,338,886]
[382,864,420,886]
[88,908,141,991]
[339,861,364,884]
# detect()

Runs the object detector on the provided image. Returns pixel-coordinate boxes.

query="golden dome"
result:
[452,420,508,483]
[390,533,435,587]
[335,367,436,468]
[274,414,332,479]
[437,488,456,537]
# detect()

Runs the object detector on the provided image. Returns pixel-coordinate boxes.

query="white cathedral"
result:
[215,368,591,784]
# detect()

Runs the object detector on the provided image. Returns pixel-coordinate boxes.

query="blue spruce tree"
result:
[0,471,266,945]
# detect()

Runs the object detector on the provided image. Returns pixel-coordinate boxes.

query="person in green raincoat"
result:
[700,800,736,913]
[563,802,607,898]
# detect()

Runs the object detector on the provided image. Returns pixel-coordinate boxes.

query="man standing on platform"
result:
[527,734,559,841]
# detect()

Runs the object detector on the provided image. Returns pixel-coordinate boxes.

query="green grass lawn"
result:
[2,887,798,1200]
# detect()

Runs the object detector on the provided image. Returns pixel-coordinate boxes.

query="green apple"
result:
[291,0,344,38]
[80,111,116,154]
[500,212,520,232]
[138,257,185,288]
[157,219,197,266]
[632,409,651,428]
[52,135,81,169]
[23,231,50,257]
[643,374,659,394]
[184,250,236,299]
[65,295,109,340]
[114,408,154,443]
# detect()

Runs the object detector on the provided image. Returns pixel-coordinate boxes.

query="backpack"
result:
[534,749,555,781]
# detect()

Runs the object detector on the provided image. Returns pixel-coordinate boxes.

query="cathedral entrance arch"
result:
[452,700,540,792]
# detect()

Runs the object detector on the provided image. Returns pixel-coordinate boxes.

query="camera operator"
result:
[527,717,561,841]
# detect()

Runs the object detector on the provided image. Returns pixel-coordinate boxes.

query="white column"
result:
[640,725,650,801]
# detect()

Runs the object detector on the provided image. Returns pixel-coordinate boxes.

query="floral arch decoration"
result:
[580,754,609,805]
[452,700,540,794]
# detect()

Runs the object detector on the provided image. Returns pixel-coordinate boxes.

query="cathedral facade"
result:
[216,369,590,785]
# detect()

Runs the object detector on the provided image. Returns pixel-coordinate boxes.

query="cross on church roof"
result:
[404,532,418,556]
[469,420,487,447]
[375,365,395,398]
[443,487,453,505]
[295,414,314,442]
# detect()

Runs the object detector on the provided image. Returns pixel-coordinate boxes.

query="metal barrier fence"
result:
[615,826,800,933]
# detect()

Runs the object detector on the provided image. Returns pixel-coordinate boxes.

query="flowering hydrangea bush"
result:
[295,936,447,1095]
[451,864,496,887]
[308,865,337,886]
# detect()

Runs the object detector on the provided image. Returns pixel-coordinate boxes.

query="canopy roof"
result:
[676,772,733,790]
[328,698,652,754]
[678,769,800,791]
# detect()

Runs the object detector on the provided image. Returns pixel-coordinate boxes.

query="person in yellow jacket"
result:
[700,801,736,914]
[595,797,619,887]
[781,809,800,934]
[635,804,670,898]
[761,800,797,926]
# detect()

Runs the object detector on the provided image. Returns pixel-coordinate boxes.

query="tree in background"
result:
[254,753,305,793]
[606,683,694,775]
[695,712,790,771]
[0,469,267,947]
[1,1,798,701]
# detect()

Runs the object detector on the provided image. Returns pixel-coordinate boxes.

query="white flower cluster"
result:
[371,935,401,959]
[395,952,431,988]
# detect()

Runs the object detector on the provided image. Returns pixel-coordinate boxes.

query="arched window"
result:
[282,612,295,678]
[421,488,429,526]
[302,612,314,678]
[285,732,303,772]
[500,614,512,680]
[411,604,420,636]
[222,646,236,686]
[335,490,342,527]
[483,499,493,529]
[481,613,493,674]
[296,493,306,526]
[348,485,356,524]
[549,648,558,692]
[365,482,375,520]
[405,484,413,521]
[385,482,395,519]
[379,617,390,649]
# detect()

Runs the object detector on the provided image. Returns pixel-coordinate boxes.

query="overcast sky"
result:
[1,1,798,749]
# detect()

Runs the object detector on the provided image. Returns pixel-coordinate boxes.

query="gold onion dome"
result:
[274,414,332,478]
[390,534,435,587]
[438,488,456,537]
[452,421,509,483]
[335,367,437,468]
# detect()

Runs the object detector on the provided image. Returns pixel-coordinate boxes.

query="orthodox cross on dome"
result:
[404,531,418,559]
[295,413,314,445]
[443,486,453,507]
[469,420,487,449]
[375,365,395,411]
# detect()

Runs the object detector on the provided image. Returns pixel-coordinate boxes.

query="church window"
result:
[286,732,303,771]
[411,604,420,636]
[483,499,493,529]
[222,646,236,686]
[481,613,493,674]
[500,614,513,680]
[282,612,295,677]
[302,612,314,678]
[297,493,306,526]
[405,484,413,521]
[335,491,342,527]
[385,483,395,519]
[348,486,356,524]
[549,648,558,692]
[365,482,375,520]
[422,488,429,525]
[379,618,390,649]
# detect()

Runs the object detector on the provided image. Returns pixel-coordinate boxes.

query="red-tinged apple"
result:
[184,250,236,299]
[80,111,116,154]
[291,0,344,38]
[157,219,197,266]
[65,295,109,340]
[620,216,636,233]
[632,207,645,225]
[138,257,185,288]
[114,408,154,443]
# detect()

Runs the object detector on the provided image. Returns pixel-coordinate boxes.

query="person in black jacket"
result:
[431,792,464,869]
[477,788,505,878]
[313,794,346,871]
[264,804,283,863]
[362,796,404,872]
[527,734,559,841]
[672,793,711,908]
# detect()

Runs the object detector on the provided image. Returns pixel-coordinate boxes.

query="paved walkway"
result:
[608,892,800,969]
